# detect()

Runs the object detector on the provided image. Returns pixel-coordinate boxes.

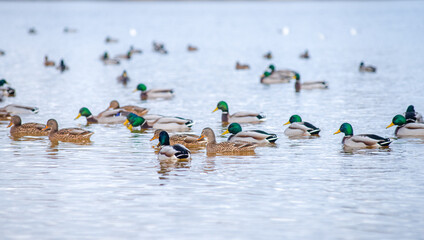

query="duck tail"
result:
[185,119,194,128]
[378,138,392,147]
[308,128,321,135]
[257,114,266,121]
[32,107,39,114]
[266,134,278,143]
[173,145,191,159]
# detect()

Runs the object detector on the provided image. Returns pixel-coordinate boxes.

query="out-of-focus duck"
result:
[235,62,250,70]
[44,55,55,66]
[263,51,272,59]
[404,105,423,123]
[0,79,15,97]
[334,123,391,148]
[129,45,142,54]
[133,83,174,100]
[100,100,148,117]
[260,65,295,84]
[0,104,38,114]
[283,115,320,137]
[75,107,129,124]
[386,115,424,137]
[213,101,266,124]
[57,59,69,73]
[299,49,310,59]
[115,51,132,60]
[187,45,198,52]
[153,41,168,54]
[117,70,130,85]
[293,72,328,92]
[100,52,120,65]
[105,36,118,43]
[63,27,77,33]
[359,62,376,72]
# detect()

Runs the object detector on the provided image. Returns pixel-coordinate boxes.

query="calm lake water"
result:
[1,1,424,239]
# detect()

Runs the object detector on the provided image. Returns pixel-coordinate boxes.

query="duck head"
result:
[387,115,406,128]
[284,115,302,125]
[222,122,242,135]
[213,101,229,113]
[75,107,92,119]
[334,123,353,136]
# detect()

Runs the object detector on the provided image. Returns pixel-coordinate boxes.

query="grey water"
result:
[1,1,424,239]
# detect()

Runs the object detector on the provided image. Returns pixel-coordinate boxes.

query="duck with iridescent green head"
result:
[334,123,391,148]
[222,123,277,144]
[100,52,120,65]
[386,115,424,137]
[156,130,191,161]
[404,105,423,123]
[260,64,295,84]
[0,79,15,97]
[75,107,129,124]
[116,51,132,60]
[283,115,320,137]
[213,101,266,124]
[293,72,328,92]
[123,113,194,132]
[133,83,174,100]
[151,129,206,148]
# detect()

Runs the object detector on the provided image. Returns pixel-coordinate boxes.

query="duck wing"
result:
[303,122,321,135]
[353,134,391,146]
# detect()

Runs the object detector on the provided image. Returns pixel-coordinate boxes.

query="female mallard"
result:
[117,70,130,85]
[0,110,11,120]
[133,83,174,100]
[404,105,423,123]
[151,129,206,148]
[386,115,424,137]
[100,100,148,117]
[0,104,39,114]
[156,130,191,161]
[359,62,376,72]
[213,101,266,124]
[43,119,93,142]
[198,127,256,153]
[235,62,250,70]
[7,115,48,138]
[75,107,128,124]
[44,56,55,66]
[293,72,328,92]
[222,123,277,144]
[334,123,391,148]
[187,45,198,52]
[283,115,320,137]
[124,113,193,132]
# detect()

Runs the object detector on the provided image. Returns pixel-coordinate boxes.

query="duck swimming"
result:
[198,127,256,153]
[44,56,55,66]
[283,115,320,137]
[0,79,15,97]
[133,83,174,100]
[0,104,38,115]
[100,52,120,65]
[187,45,198,52]
[235,62,250,70]
[404,105,423,123]
[75,107,129,124]
[57,59,69,73]
[117,70,130,85]
[359,62,376,72]
[299,50,310,59]
[151,129,206,148]
[222,122,277,144]
[7,115,48,138]
[386,115,424,137]
[260,65,295,84]
[293,72,328,92]
[156,130,191,161]
[213,101,266,124]
[101,100,148,117]
[263,51,272,59]
[334,123,391,148]
[43,119,93,143]
[124,113,193,132]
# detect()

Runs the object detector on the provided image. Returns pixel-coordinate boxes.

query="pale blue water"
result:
[1,1,424,239]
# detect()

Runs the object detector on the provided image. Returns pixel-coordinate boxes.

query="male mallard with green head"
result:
[213,101,266,124]
[283,115,320,137]
[386,115,424,137]
[222,123,277,144]
[334,123,391,148]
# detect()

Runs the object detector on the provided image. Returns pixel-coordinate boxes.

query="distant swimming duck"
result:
[359,62,376,72]
[283,115,320,137]
[156,130,191,161]
[151,129,206,148]
[293,72,328,92]
[235,62,250,70]
[124,113,193,132]
[386,115,424,137]
[43,119,93,143]
[187,45,198,52]
[101,100,148,117]
[0,50,5,56]
[116,51,132,60]
[0,104,38,114]
[44,55,55,66]
[213,101,266,124]
[0,79,15,97]
[28,28,37,35]
[198,127,256,153]
[260,65,295,84]
[404,105,423,123]
[63,27,77,33]
[0,110,11,120]
[153,41,168,54]
[7,115,48,138]
[263,51,272,59]
[129,46,142,54]
[57,59,69,72]
[222,122,277,144]
[117,70,130,85]
[75,107,129,124]
[105,36,118,43]
[100,52,120,65]
[334,123,391,148]
[133,83,174,100]
[299,50,310,59]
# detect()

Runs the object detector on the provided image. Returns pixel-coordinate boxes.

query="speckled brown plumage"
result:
[45,119,93,142]
[8,115,48,138]
[151,129,206,148]
[104,100,149,116]
[199,127,256,153]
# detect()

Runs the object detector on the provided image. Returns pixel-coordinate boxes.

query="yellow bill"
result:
[74,113,81,120]
[197,135,205,141]
[7,122,13,128]
[212,107,219,113]
[221,129,229,135]
[132,89,138,93]
[283,121,291,125]
[150,135,158,141]
[386,122,395,129]
[333,129,341,135]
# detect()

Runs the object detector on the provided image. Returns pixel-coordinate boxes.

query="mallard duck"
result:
[7,115,48,138]
[260,65,295,84]
[334,123,391,148]
[43,119,93,142]
[105,36,118,43]
[0,104,39,114]
[57,59,69,73]
[100,52,120,65]
[263,51,272,59]
[293,72,328,92]
[151,129,206,148]
[75,107,128,124]
[156,130,191,161]
[117,70,130,85]
[44,56,55,66]
[283,115,320,136]
[153,41,168,54]
[404,105,423,123]
[124,113,193,131]
[133,83,174,100]
[129,46,142,54]
[0,50,5,56]
[359,62,376,72]
[28,28,37,35]
[235,62,250,70]
[115,51,132,60]
[100,100,148,117]
[198,127,256,153]
[63,27,77,33]
[213,101,266,124]
[299,50,310,59]
[222,122,277,144]
[187,45,198,52]
[0,79,15,97]
[386,115,424,137]
[0,110,11,120]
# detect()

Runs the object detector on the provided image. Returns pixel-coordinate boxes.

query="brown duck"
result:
[150,129,206,148]
[198,127,256,153]
[43,119,93,142]
[7,115,48,138]
[100,100,148,117]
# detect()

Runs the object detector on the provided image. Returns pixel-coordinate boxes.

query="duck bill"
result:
[283,121,291,125]
[197,135,205,141]
[386,122,395,129]
[74,113,81,120]
[221,129,229,135]
[150,135,158,141]
[212,107,219,113]
[333,129,341,135]
[7,122,13,128]
[123,119,129,126]
[42,126,50,131]
[132,89,138,93]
